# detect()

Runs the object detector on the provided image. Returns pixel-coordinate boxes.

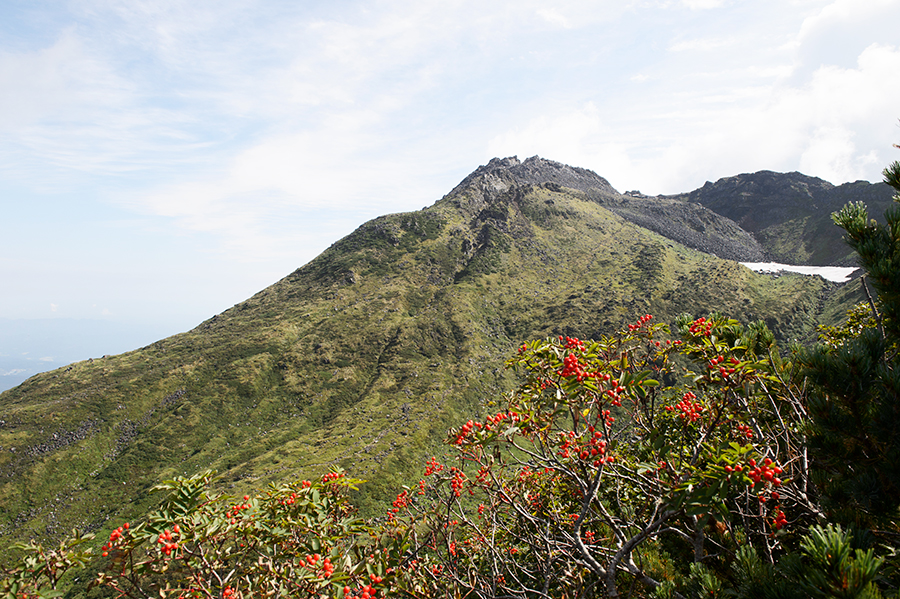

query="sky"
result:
[1,0,900,389]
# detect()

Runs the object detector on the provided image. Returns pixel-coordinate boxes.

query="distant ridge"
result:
[684,170,835,232]
[676,170,896,265]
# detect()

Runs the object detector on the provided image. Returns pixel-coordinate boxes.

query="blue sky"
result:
[1,0,899,388]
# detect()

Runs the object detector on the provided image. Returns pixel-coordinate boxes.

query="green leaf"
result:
[636,462,659,475]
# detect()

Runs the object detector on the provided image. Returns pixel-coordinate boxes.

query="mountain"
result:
[672,170,896,265]
[0,157,874,554]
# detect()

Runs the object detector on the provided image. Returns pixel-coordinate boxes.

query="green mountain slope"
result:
[0,157,861,556]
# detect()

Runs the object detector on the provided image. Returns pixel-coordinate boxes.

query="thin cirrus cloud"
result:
[109,1,631,253]
[0,29,218,193]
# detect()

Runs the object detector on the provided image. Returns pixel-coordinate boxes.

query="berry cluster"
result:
[100,522,129,557]
[723,458,783,489]
[322,471,344,483]
[720,457,789,530]
[707,355,739,379]
[304,553,334,578]
[666,392,703,423]
[343,574,384,599]
[388,491,409,519]
[392,490,409,509]
[627,314,653,332]
[734,422,754,440]
[559,353,589,381]
[157,525,179,557]
[452,411,524,445]
[476,464,494,485]
[771,509,788,531]
[558,335,586,350]
[450,468,467,498]
[600,409,615,427]
[688,317,713,336]
[557,427,613,467]
[488,410,519,426]
[453,420,476,445]
[746,458,783,486]
[424,457,444,476]
[604,384,625,407]
[226,496,251,524]
[557,362,621,400]
[516,465,534,482]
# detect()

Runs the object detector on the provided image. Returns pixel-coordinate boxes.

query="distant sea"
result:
[0,319,182,393]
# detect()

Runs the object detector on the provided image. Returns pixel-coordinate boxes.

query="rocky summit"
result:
[0,156,884,553]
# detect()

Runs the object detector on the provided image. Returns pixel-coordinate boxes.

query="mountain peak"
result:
[446,156,619,199]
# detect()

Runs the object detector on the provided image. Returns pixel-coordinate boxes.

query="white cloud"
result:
[128,119,457,262]
[794,0,900,69]
[0,28,219,191]
[792,44,900,181]
[536,8,573,28]
[488,38,900,194]
[681,0,726,9]
[668,36,733,52]
[798,0,899,42]
[487,103,644,191]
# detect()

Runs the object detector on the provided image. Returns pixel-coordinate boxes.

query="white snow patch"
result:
[740,262,858,283]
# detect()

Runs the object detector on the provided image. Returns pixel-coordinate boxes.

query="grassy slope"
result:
[0,179,860,558]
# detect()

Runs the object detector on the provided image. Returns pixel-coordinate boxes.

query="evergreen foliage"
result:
[802,158,900,527]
